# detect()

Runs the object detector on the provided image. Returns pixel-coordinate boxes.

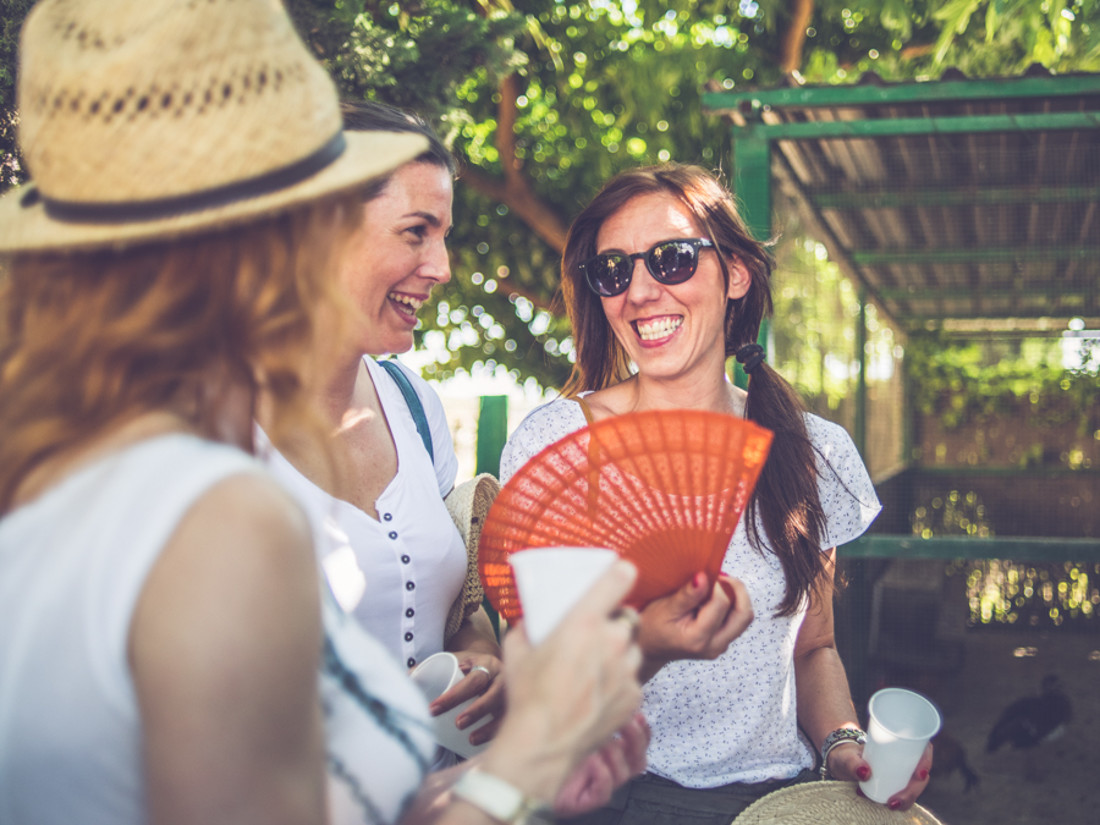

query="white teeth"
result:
[635,316,682,341]
[389,292,423,312]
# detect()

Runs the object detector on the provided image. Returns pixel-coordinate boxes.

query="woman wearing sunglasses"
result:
[500,164,932,823]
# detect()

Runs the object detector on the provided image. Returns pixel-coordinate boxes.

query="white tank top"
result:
[0,435,264,825]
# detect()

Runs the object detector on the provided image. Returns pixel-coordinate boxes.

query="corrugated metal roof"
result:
[704,69,1100,335]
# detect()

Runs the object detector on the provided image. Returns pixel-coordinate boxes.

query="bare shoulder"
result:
[178,470,315,560]
[583,383,633,419]
[130,470,321,691]
[136,470,318,636]
[130,471,326,822]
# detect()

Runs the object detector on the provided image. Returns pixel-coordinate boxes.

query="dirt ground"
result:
[884,628,1099,825]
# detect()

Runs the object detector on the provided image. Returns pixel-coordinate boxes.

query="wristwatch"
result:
[452,768,554,824]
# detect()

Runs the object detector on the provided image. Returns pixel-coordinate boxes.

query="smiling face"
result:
[339,160,453,356]
[595,191,749,383]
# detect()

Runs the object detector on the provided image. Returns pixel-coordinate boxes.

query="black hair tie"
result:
[735,343,766,374]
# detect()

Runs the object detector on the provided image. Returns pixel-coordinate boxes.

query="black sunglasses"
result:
[579,238,716,297]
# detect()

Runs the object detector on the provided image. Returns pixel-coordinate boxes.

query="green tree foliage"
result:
[3,1,1098,393]
[905,332,1100,436]
[277,0,1099,390]
[286,0,525,124]
[1,0,35,190]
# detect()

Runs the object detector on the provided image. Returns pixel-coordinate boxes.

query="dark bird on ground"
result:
[931,730,979,792]
[986,674,1072,780]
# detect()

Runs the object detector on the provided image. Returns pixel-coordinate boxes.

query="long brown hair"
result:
[560,163,828,615]
[0,197,360,513]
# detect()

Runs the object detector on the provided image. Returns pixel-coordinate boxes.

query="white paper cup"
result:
[859,687,942,804]
[409,652,491,758]
[509,547,620,645]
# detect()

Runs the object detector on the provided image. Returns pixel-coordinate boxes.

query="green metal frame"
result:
[711,111,1100,140]
[475,395,508,477]
[730,124,773,390]
[707,75,1100,330]
[708,71,1100,471]
[702,73,1100,110]
[708,74,1100,699]
[844,534,1100,562]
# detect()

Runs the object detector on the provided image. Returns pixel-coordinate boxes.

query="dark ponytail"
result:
[738,356,829,615]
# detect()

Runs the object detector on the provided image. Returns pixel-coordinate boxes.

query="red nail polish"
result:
[918,768,929,780]
[888,800,901,811]
[856,766,870,781]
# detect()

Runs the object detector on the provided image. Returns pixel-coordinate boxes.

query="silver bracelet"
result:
[818,727,867,779]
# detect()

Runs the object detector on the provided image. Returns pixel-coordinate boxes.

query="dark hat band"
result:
[31,132,347,225]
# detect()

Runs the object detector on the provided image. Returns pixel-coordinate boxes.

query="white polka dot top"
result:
[500,399,881,788]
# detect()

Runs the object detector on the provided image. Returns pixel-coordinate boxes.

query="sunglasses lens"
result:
[587,254,631,296]
[583,240,709,296]
[649,241,699,284]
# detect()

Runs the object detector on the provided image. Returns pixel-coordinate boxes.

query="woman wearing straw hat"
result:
[257,101,506,768]
[0,3,647,825]
[500,164,934,823]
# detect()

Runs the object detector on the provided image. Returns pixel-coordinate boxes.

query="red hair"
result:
[0,198,360,512]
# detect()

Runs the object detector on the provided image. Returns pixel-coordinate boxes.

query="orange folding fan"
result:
[478,409,773,621]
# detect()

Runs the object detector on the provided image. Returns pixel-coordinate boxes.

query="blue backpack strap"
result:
[378,358,434,463]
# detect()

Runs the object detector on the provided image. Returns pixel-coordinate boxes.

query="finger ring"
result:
[469,665,493,679]
[612,607,641,637]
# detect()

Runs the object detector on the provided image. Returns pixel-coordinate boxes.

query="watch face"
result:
[453,769,552,824]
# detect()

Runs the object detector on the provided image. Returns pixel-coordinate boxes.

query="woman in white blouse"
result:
[500,164,933,823]
[259,102,504,762]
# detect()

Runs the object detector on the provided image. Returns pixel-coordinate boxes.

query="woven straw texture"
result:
[0,0,426,251]
[443,474,500,641]
[478,409,772,620]
[732,782,943,825]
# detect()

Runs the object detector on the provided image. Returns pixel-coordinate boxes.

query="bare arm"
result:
[793,550,860,751]
[445,608,501,660]
[131,474,326,825]
[795,549,931,810]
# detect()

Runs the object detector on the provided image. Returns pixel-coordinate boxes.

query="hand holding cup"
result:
[478,557,644,804]
[409,652,493,758]
[858,688,940,807]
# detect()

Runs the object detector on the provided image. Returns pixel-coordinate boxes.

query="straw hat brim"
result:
[732,781,943,825]
[445,473,501,553]
[0,130,427,254]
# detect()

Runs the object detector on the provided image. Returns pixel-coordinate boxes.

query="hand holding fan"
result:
[478,408,773,621]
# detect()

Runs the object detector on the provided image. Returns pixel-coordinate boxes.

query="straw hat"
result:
[0,0,428,253]
[732,782,943,825]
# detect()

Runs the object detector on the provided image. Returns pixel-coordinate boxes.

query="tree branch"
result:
[498,74,522,180]
[779,0,815,75]
[458,70,570,258]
